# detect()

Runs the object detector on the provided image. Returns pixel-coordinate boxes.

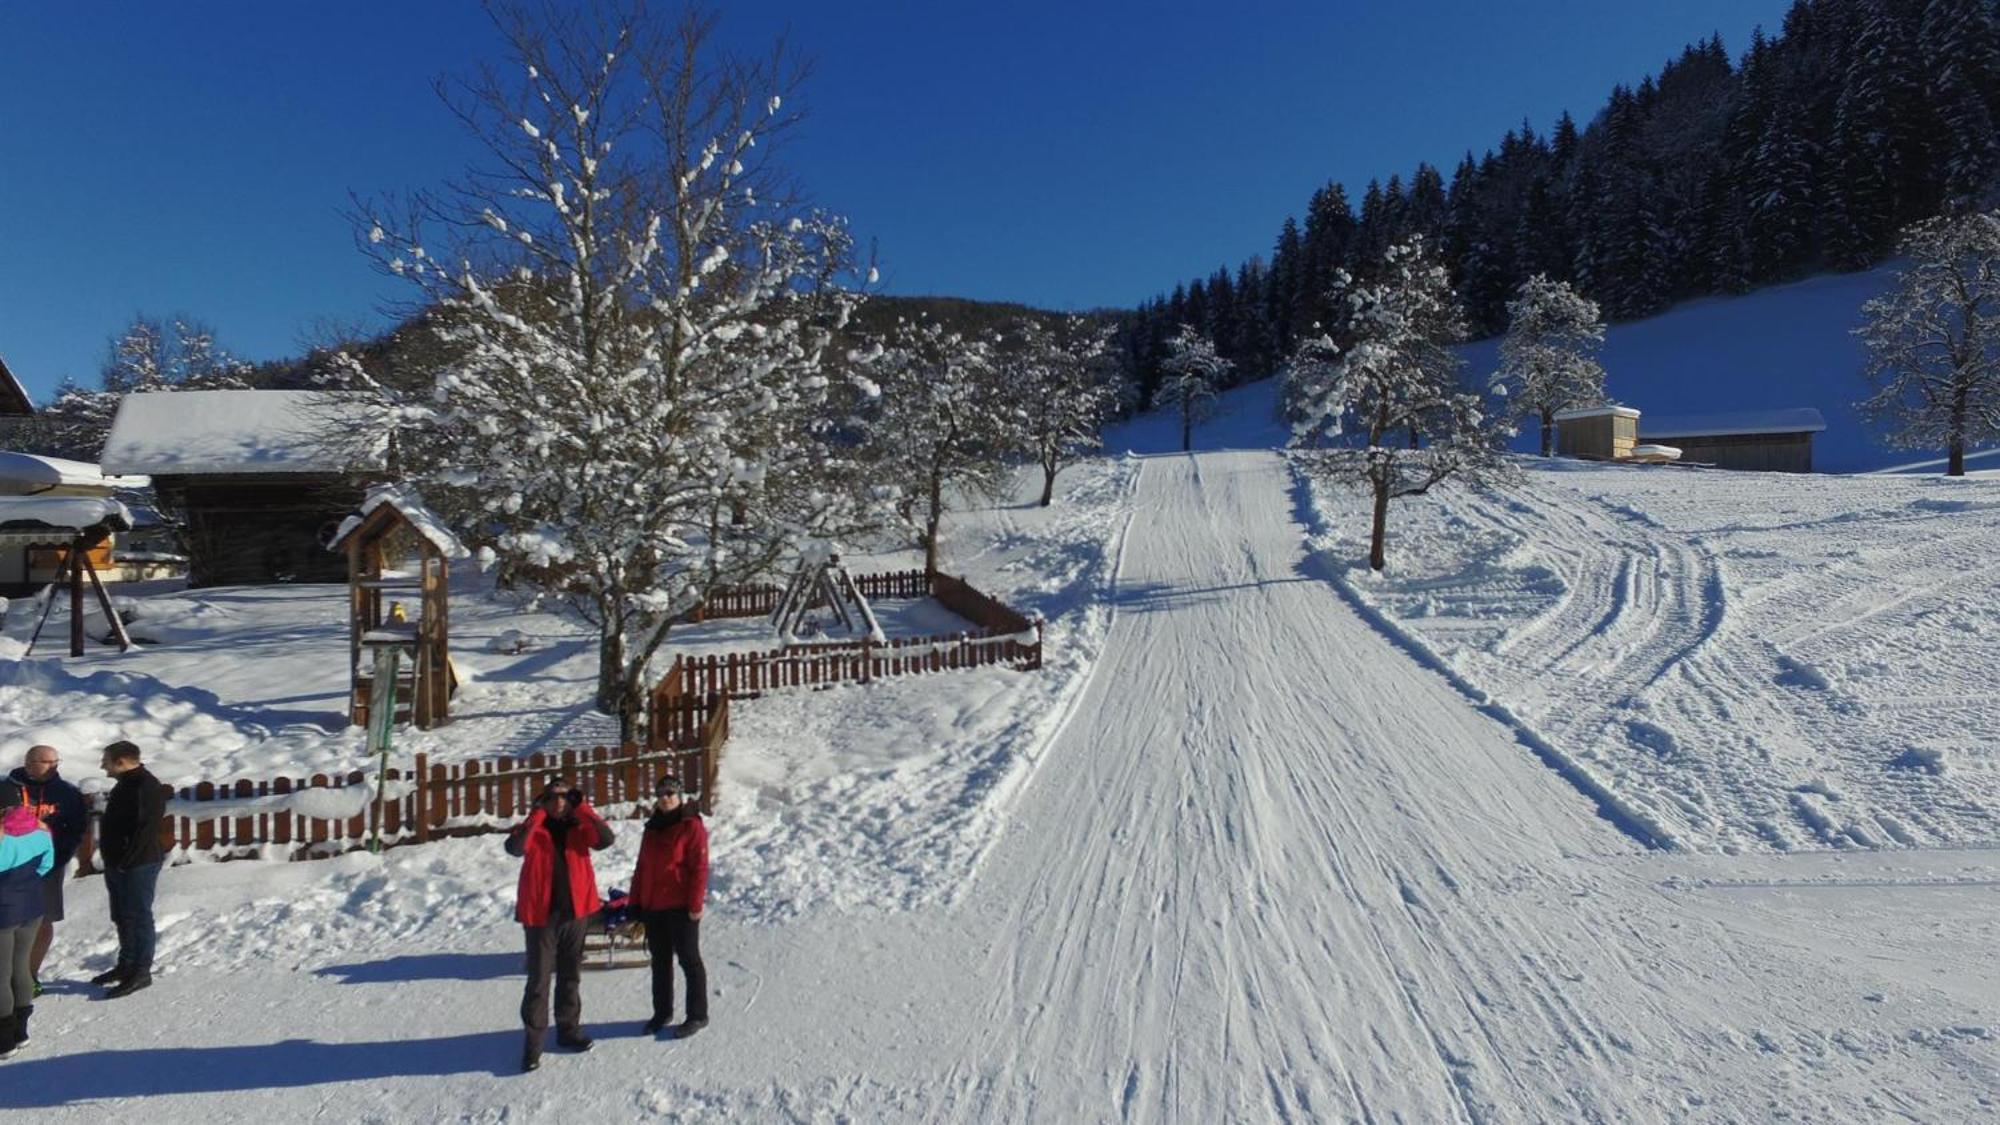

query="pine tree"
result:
[1921,0,2000,206]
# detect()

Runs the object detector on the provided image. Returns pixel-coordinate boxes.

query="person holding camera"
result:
[504,781,614,1072]
[630,773,709,1038]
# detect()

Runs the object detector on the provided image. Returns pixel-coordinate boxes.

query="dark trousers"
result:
[643,908,707,1022]
[104,861,162,972]
[521,918,588,1035]
[0,921,35,1014]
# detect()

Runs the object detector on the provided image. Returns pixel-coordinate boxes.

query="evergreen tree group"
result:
[1122,0,2000,399]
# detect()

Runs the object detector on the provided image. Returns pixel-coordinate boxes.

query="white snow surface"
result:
[3,378,1996,1120]
[100,390,387,476]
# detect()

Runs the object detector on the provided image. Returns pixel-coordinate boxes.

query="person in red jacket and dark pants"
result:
[505,781,614,1072]
[630,774,708,1038]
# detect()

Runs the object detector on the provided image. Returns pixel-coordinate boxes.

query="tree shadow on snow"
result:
[313,951,520,985]
[0,1031,524,1106]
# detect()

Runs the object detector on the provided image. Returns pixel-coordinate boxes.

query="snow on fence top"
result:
[0,495,133,532]
[329,483,470,560]
[100,390,388,476]
[1639,408,1827,439]
[0,451,149,494]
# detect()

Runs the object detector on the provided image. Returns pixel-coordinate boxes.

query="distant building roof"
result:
[1552,405,1641,421]
[0,452,149,495]
[101,390,388,477]
[1639,408,1827,440]
[0,356,32,416]
[0,495,133,534]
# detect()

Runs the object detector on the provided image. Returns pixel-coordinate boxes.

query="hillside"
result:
[1460,262,1985,474]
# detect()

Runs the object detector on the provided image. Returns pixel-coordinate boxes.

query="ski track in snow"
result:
[9,426,1999,1122]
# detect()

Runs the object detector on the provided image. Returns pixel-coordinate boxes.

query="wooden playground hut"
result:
[0,496,135,657]
[328,485,467,730]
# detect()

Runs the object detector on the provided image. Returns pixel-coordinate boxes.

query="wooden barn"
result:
[99,390,387,586]
[1638,409,1826,474]
[1552,406,1640,461]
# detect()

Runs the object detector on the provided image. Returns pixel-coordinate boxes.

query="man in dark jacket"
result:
[505,781,614,1072]
[630,774,709,1038]
[95,740,166,998]
[12,745,86,995]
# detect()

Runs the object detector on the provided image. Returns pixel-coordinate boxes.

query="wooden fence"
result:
[98,568,1030,869]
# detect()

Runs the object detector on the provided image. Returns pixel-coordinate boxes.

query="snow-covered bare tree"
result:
[354,1,876,738]
[1288,238,1512,571]
[1857,210,2000,476]
[860,318,1019,573]
[101,315,250,394]
[1002,316,1117,506]
[1492,275,1607,456]
[1156,325,1231,452]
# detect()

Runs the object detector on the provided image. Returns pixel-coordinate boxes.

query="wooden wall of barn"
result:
[1654,432,1815,473]
[156,474,364,586]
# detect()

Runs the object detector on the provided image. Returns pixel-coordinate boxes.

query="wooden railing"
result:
[98,568,1032,869]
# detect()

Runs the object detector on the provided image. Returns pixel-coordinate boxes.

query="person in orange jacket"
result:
[505,781,614,1072]
[629,774,708,1038]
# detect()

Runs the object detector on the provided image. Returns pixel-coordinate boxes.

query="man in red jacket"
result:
[505,781,614,1072]
[630,774,709,1038]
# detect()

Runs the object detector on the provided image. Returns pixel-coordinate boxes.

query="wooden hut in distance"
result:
[1639,409,1827,473]
[100,390,386,586]
[329,485,467,730]
[1553,406,1641,461]
[0,356,32,446]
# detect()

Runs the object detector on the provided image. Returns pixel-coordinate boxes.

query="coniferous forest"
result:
[1121,0,2000,405]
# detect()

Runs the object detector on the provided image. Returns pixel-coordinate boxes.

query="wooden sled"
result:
[582,896,649,971]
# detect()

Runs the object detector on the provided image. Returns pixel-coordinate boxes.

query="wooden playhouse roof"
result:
[328,483,469,559]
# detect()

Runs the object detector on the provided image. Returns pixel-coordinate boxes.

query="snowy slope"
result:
[1461,265,1999,474]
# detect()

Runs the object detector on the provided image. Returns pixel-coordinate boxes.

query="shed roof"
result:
[328,483,469,559]
[0,451,149,496]
[1639,408,1827,440]
[101,390,388,477]
[1552,405,1641,421]
[0,356,32,416]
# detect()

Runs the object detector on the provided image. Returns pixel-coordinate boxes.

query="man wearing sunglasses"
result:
[505,780,615,1072]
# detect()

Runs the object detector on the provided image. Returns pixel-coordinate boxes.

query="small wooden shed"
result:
[328,485,468,730]
[1553,406,1640,461]
[0,356,32,445]
[0,496,135,656]
[100,390,386,586]
[1638,409,1826,473]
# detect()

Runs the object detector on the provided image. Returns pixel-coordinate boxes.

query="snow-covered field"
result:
[2,380,1997,1121]
[1300,436,2000,854]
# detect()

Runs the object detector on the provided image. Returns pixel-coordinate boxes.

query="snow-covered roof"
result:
[1639,408,1827,440]
[328,483,470,559]
[100,390,388,477]
[1552,406,1641,421]
[0,495,133,533]
[0,451,149,495]
[0,356,30,416]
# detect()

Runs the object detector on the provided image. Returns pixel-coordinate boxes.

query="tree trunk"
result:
[1181,405,1193,452]
[1540,408,1555,457]
[1369,477,1391,571]
[1039,464,1057,507]
[924,471,944,576]
[595,607,626,715]
[1949,384,1968,476]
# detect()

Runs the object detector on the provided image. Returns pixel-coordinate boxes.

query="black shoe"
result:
[556,1030,594,1053]
[521,1031,542,1072]
[12,1007,27,1045]
[643,1015,669,1035]
[104,972,152,999]
[0,1012,16,1059]
[674,1017,708,1039]
[89,967,127,987]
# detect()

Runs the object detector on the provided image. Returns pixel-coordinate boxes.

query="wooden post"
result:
[68,534,86,657]
[413,752,430,843]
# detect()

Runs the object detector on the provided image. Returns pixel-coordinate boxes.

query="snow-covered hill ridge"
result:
[1458,264,1998,474]
[1302,450,2000,853]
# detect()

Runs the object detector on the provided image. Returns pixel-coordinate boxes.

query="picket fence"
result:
[103,569,1033,869]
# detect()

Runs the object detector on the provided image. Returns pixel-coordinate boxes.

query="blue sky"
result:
[0,1,1793,401]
